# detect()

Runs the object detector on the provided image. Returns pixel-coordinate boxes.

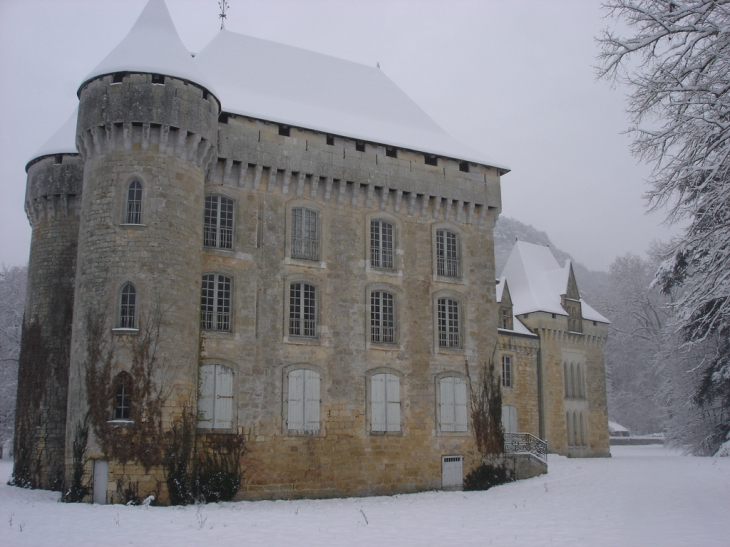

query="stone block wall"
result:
[498,333,540,437]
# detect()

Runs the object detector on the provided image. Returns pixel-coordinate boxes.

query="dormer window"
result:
[151,74,164,85]
[565,299,583,333]
[279,125,290,137]
[459,161,470,173]
[499,306,512,330]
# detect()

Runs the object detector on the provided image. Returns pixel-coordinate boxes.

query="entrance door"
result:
[441,455,463,490]
[502,405,517,434]
[93,459,108,504]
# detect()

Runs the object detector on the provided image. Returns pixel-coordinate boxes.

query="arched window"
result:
[289,282,317,337]
[564,362,570,397]
[580,412,586,446]
[370,290,395,343]
[113,373,132,420]
[576,364,584,398]
[200,274,232,331]
[197,364,233,429]
[570,363,577,398]
[204,195,234,250]
[435,229,459,277]
[439,376,468,432]
[286,368,321,433]
[291,207,319,260]
[125,180,142,224]
[437,297,461,348]
[119,283,136,329]
[370,373,400,432]
[370,219,394,269]
[573,410,579,447]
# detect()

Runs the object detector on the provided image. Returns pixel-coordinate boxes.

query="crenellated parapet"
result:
[77,73,219,171]
[24,155,84,226]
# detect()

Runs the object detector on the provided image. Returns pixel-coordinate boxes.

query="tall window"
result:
[566,411,573,446]
[200,274,231,331]
[437,298,461,348]
[370,220,394,269]
[286,368,320,432]
[291,207,318,260]
[370,373,400,432]
[204,195,234,249]
[197,364,233,429]
[289,283,317,337]
[371,291,395,343]
[119,283,136,329]
[436,230,459,277]
[439,376,467,432]
[113,373,132,420]
[502,355,512,387]
[125,180,142,224]
[502,405,518,434]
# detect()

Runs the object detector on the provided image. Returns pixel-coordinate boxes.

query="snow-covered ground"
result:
[1,445,728,547]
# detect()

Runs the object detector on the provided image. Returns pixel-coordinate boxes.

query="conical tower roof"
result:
[26,108,79,170]
[78,0,216,98]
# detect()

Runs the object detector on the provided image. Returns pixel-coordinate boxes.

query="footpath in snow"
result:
[0,445,728,547]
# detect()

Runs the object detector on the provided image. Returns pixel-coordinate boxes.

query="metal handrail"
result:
[504,432,548,463]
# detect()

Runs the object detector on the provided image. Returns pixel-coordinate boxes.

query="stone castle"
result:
[14,0,609,504]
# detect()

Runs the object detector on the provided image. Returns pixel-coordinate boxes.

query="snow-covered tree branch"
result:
[598,0,730,452]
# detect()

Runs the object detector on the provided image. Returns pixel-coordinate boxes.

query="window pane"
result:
[200,274,215,330]
[291,208,319,260]
[219,197,234,249]
[216,275,231,331]
[438,298,460,348]
[289,283,301,336]
[125,181,142,224]
[302,283,316,337]
[436,230,459,277]
[371,220,394,269]
[204,195,218,247]
[120,284,136,328]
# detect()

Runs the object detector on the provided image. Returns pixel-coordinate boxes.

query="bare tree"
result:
[0,265,27,456]
[598,0,730,453]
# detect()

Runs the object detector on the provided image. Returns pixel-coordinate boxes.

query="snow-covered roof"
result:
[608,421,630,434]
[496,278,537,337]
[194,30,508,170]
[78,0,216,98]
[26,108,79,170]
[499,241,609,323]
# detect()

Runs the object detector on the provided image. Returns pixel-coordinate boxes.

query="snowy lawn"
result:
[1,445,728,547]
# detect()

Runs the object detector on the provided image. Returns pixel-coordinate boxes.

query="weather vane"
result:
[219,0,229,30]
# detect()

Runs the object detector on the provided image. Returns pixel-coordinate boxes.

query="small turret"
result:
[13,110,83,490]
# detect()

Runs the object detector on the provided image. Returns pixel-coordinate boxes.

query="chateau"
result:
[15,0,609,504]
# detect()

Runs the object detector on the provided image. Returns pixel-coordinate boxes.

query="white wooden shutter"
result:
[371,374,386,431]
[439,377,455,432]
[304,370,320,431]
[287,369,304,430]
[386,374,401,432]
[214,365,233,429]
[198,365,215,428]
[454,378,468,432]
[501,405,517,434]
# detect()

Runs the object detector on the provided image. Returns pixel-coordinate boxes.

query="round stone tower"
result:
[12,112,83,490]
[64,0,219,500]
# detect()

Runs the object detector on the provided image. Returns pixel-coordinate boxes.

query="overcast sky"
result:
[0,0,679,271]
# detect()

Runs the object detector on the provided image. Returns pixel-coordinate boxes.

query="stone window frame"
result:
[501,353,514,388]
[112,281,139,334]
[283,273,324,346]
[284,199,327,269]
[203,193,236,252]
[365,211,403,277]
[431,222,466,284]
[434,371,470,436]
[110,371,133,424]
[432,289,467,354]
[119,175,147,228]
[280,363,326,436]
[365,367,404,436]
[196,359,238,434]
[364,282,404,350]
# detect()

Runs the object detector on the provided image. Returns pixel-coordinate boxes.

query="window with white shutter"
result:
[501,405,517,434]
[197,364,234,429]
[370,373,400,432]
[287,368,320,433]
[439,376,467,432]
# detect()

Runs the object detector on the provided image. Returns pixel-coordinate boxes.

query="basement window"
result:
[459,161,470,173]
[425,155,438,166]
[356,142,365,152]
[386,147,397,158]
[112,72,126,84]
[326,135,334,146]
[279,126,290,137]
[151,74,164,85]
